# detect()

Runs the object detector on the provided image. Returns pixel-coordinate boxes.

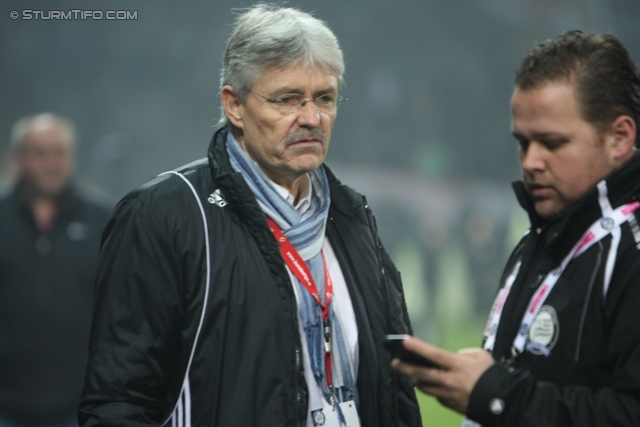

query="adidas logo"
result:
[208,189,228,207]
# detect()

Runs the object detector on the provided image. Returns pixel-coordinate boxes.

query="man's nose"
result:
[520,142,546,172]
[296,101,321,127]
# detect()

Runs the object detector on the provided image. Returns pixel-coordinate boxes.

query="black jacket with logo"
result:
[467,154,640,426]
[79,126,422,427]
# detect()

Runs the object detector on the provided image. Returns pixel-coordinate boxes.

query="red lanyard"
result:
[267,216,334,388]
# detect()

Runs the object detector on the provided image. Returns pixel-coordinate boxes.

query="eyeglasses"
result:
[249,90,347,115]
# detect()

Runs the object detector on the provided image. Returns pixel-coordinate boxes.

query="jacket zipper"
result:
[229,176,306,426]
[363,196,400,426]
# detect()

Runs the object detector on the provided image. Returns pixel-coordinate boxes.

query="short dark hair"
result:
[515,30,640,145]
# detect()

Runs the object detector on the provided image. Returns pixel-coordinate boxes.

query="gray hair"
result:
[218,3,345,125]
[10,113,77,152]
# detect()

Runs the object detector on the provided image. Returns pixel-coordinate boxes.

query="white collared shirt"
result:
[270,175,359,427]
[270,174,313,216]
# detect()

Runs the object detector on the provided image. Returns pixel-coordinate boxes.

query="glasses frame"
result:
[248,89,347,114]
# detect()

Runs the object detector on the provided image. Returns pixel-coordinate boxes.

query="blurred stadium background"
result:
[1,0,638,425]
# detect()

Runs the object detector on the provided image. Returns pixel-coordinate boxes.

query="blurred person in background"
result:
[79,4,421,427]
[392,31,640,426]
[0,113,111,427]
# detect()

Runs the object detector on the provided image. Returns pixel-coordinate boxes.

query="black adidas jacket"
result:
[79,126,422,427]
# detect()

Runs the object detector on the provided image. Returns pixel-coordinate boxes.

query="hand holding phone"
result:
[384,334,441,368]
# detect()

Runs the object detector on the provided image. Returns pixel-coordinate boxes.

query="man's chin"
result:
[534,200,564,220]
[289,155,325,173]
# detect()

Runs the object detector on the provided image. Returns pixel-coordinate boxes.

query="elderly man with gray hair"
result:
[79,4,422,427]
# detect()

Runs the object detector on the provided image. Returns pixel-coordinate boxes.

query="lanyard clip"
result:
[503,346,518,372]
[324,316,332,353]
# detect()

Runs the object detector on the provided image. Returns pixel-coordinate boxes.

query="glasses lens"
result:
[275,95,302,114]
[315,95,337,112]
[268,93,345,114]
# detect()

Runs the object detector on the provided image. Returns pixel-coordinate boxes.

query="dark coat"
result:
[467,154,640,427]
[0,183,110,423]
[79,127,422,427]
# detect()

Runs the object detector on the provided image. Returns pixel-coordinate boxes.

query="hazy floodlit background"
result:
[1,1,639,425]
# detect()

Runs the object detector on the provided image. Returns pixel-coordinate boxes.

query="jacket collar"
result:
[513,153,640,262]
[207,126,235,178]
[207,126,266,227]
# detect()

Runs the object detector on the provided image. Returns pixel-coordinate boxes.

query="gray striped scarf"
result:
[226,133,359,408]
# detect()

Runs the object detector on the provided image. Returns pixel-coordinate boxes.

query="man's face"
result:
[228,64,338,186]
[511,82,618,219]
[18,124,75,198]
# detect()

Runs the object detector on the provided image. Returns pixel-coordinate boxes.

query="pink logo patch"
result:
[576,232,595,253]
[496,286,510,314]
[621,201,640,216]
[529,284,549,314]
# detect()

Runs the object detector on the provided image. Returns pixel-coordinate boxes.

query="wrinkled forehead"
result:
[254,62,340,91]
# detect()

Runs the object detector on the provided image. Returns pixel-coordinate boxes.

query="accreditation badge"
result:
[525,305,559,356]
[312,401,360,427]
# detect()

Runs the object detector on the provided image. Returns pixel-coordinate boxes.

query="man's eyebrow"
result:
[511,130,567,139]
[270,86,338,96]
[314,87,338,95]
[270,87,304,95]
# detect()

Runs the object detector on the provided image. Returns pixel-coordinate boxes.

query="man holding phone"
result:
[392,31,640,426]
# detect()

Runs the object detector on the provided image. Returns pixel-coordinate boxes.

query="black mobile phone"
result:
[384,334,440,368]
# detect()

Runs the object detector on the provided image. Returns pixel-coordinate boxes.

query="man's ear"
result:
[221,85,244,129]
[608,115,637,161]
